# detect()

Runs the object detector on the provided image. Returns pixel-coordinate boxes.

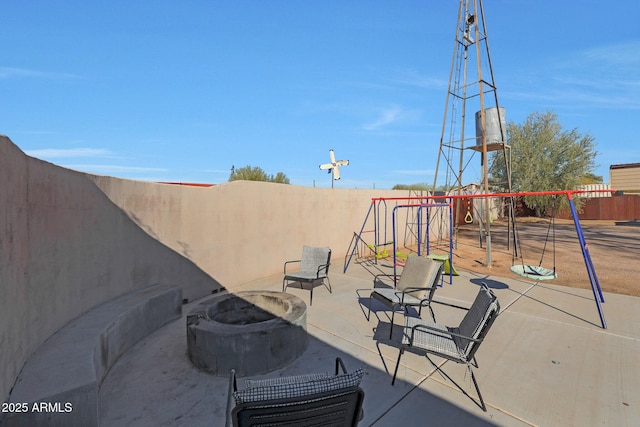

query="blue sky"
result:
[2,1,639,189]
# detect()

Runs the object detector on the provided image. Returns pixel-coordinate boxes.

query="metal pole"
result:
[474,0,491,267]
[568,194,606,329]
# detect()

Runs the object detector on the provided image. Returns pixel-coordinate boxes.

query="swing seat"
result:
[510,264,557,281]
[427,253,459,276]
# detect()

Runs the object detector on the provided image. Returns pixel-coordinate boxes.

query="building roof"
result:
[610,163,640,170]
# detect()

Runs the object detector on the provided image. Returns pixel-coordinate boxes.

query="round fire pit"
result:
[186,291,308,376]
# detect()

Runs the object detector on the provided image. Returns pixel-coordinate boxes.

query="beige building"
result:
[610,163,640,193]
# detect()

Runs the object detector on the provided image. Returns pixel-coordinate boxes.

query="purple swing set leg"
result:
[568,195,606,329]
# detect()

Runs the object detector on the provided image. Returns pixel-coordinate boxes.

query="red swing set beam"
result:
[371,188,613,203]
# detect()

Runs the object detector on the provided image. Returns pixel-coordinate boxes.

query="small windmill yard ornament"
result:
[319,149,349,188]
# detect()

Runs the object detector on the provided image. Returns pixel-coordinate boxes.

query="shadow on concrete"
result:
[470,277,509,289]
[98,291,501,426]
[615,219,640,227]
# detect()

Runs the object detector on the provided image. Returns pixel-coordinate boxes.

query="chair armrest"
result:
[407,323,483,345]
[373,274,396,287]
[429,298,471,312]
[283,259,301,274]
[394,286,437,304]
[428,283,491,311]
[315,262,330,278]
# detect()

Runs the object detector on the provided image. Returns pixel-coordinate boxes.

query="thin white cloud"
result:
[538,41,640,109]
[65,164,168,174]
[362,106,403,131]
[25,148,113,159]
[502,40,640,111]
[0,66,81,80]
[25,148,175,181]
[395,68,448,90]
[581,41,640,70]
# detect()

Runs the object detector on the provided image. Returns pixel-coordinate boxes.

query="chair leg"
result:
[419,304,436,322]
[389,310,396,339]
[470,368,486,411]
[426,355,487,412]
[225,369,237,427]
[366,295,372,321]
[392,347,404,385]
[325,277,332,293]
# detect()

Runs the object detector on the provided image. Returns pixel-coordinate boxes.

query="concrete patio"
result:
[99,258,640,426]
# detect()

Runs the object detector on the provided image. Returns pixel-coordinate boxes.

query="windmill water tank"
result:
[474,107,506,151]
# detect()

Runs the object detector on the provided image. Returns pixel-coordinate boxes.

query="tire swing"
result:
[509,196,558,281]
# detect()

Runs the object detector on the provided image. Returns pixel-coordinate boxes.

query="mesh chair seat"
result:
[372,288,425,306]
[402,317,464,360]
[283,271,324,282]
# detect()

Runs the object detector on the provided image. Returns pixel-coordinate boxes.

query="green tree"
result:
[270,171,290,184]
[229,165,290,184]
[580,172,603,185]
[392,183,431,191]
[392,183,452,192]
[490,111,598,215]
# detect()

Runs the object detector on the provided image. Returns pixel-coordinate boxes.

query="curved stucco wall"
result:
[0,136,220,403]
[0,134,433,403]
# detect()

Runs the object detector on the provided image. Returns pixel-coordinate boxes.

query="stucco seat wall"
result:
[2,284,182,427]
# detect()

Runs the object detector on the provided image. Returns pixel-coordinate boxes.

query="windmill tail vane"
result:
[319,149,349,181]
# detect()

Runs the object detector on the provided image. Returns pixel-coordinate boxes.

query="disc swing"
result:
[509,195,558,281]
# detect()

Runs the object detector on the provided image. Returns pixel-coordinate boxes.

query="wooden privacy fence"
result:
[557,195,640,221]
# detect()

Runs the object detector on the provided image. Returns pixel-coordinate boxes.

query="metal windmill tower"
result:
[431,0,512,266]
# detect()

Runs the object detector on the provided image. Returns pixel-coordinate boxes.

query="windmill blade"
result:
[329,149,336,164]
[335,159,349,167]
[319,163,332,170]
[332,166,341,180]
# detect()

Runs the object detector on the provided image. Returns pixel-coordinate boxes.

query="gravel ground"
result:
[423,218,640,297]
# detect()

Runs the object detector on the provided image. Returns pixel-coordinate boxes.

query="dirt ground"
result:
[424,218,640,297]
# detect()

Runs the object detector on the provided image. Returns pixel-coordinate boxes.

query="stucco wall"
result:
[1,134,436,404]
[89,177,409,288]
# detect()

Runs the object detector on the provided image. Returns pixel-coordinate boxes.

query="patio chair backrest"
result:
[299,246,331,278]
[228,359,364,427]
[396,256,442,300]
[456,285,500,359]
[232,387,363,426]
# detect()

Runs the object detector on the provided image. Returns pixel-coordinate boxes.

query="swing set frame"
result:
[345,189,610,328]
[429,189,610,328]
